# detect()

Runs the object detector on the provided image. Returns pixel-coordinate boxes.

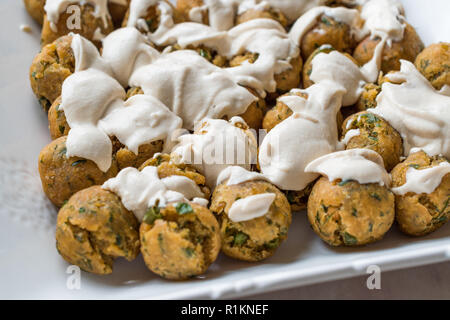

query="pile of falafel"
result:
[25,0,449,280]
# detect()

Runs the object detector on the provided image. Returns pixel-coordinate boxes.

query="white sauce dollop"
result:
[102,166,205,221]
[305,149,391,187]
[392,161,450,196]
[228,193,276,222]
[127,2,299,97]
[60,68,182,172]
[342,129,361,145]
[129,50,257,130]
[310,51,367,106]
[44,0,120,32]
[171,117,258,188]
[370,60,450,159]
[258,83,344,191]
[216,166,268,186]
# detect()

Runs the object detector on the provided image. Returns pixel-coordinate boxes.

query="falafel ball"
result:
[210,180,292,262]
[355,83,381,112]
[108,0,130,27]
[139,153,211,199]
[56,186,140,275]
[301,14,358,61]
[30,35,75,111]
[176,0,207,24]
[262,90,343,136]
[308,177,395,246]
[41,3,114,47]
[342,111,403,172]
[38,136,119,207]
[353,23,424,75]
[229,51,303,95]
[236,7,289,29]
[302,46,358,89]
[391,151,450,236]
[48,96,70,139]
[23,0,45,24]
[414,42,450,91]
[126,86,265,131]
[140,202,221,280]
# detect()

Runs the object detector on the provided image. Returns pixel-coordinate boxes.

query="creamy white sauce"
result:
[392,161,450,196]
[171,117,258,188]
[102,166,205,221]
[289,0,406,82]
[258,82,345,191]
[129,50,257,129]
[342,128,361,145]
[44,0,111,32]
[310,51,367,106]
[216,166,268,186]
[20,24,32,33]
[60,68,182,172]
[289,6,366,48]
[188,0,330,29]
[101,27,160,86]
[228,193,276,222]
[127,2,299,97]
[370,60,450,159]
[305,149,391,186]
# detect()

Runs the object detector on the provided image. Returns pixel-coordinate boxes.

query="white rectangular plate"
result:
[0,0,449,299]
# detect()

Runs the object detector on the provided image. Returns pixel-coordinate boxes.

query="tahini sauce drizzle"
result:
[171,117,258,188]
[305,149,391,186]
[228,193,276,222]
[391,162,450,196]
[102,166,205,221]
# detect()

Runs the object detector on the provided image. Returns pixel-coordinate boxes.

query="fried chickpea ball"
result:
[285,180,316,211]
[126,87,264,130]
[229,51,303,94]
[236,7,289,29]
[47,96,164,167]
[391,151,450,236]
[210,181,292,262]
[342,112,402,172]
[353,23,424,75]
[301,14,358,61]
[414,42,450,91]
[355,83,381,112]
[48,97,70,139]
[41,3,114,47]
[172,44,227,67]
[262,90,343,135]
[302,46,359,88]
[23,0,45,24]
[176,0,207,24]
[123,0,183,32]
[115,141,164,170]
[38,136,119,207]
[262,90,308,132]
[30,35,75,111]
[108,0,130,27]
[56,186,140,275]
[308,177,395,247]
[140,202,220,280]
[139,153,211,199]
